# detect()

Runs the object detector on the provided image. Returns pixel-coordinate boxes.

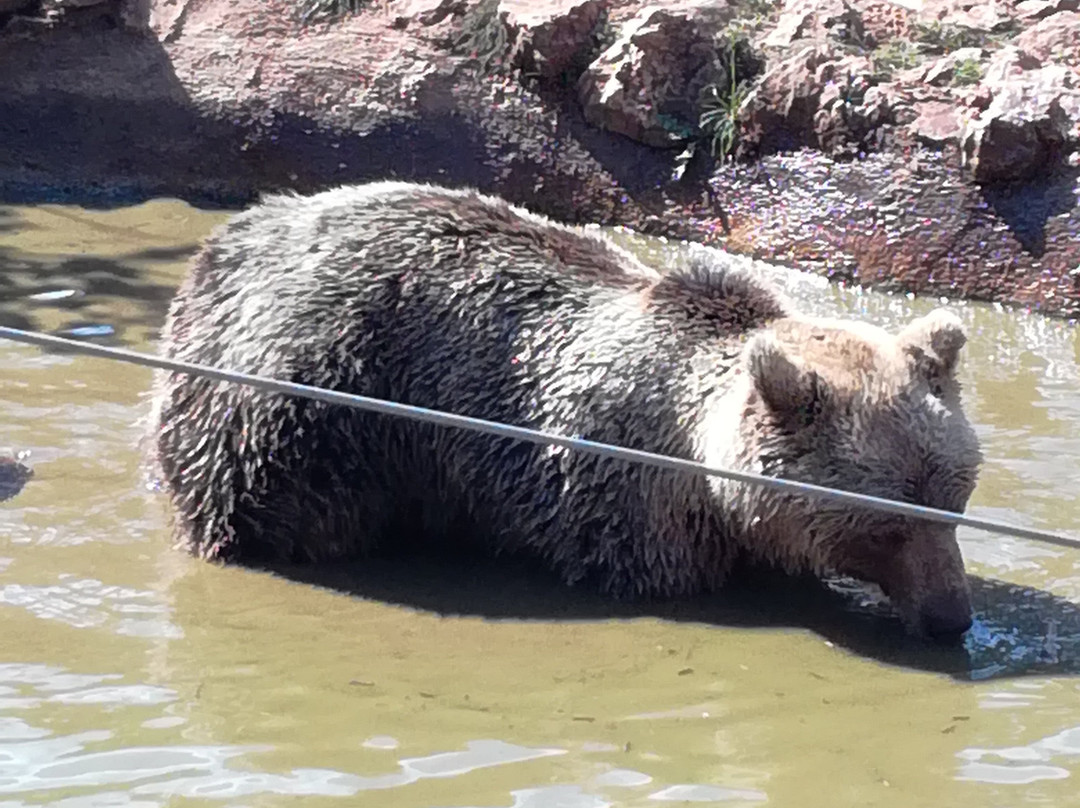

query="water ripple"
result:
[0,577,181,640]
[958,724,1080,785]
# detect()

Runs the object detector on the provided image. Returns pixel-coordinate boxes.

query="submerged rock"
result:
[0,451,32,502]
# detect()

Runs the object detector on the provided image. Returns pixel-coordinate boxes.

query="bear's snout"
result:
[917,590,973,641]
[878,527,973,641]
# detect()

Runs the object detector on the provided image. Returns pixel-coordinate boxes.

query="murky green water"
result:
[1,200,1079,807]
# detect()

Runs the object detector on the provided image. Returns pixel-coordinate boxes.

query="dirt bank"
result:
[1,0,1078,317]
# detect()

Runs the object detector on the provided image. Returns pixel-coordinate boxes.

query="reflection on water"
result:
[0,577,181,639]
[958,724,1080,785]
[0,202,1079,806]
[0,731,566,800]
[0,203,189,346]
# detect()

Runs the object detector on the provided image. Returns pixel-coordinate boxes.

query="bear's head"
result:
[730,308,983,640]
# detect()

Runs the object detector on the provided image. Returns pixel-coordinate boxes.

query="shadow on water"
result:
[0,233,188,347]
[260,552,1080,684]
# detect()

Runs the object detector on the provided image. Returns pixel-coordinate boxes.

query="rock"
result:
[0,452,32,503]
[1015,0,1078,22]
[953,3,1012,32]
[2,0,117,22]
[911,99,968,144]
[504,0,605,79]
[577,2,735,149]
[763,0,868,49]
[0,0,1077,321]
[981,44,1043,81]
[40,0,116,18]
[36,0,120,25]
[961,47,1079,182]
[915,0,1014,32]
[741,44,834,149]
[741,43,888,157]
[957,82,994,111]
[856,0,914,45]
[397,0,606,80]
[816,68,892,157]
[391,0,467,28]
[44,0,113,7]
[920,47,984,85]
[0,0,35,13]
[1015,10,1080,67]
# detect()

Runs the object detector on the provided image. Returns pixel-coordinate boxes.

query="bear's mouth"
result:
[822,570,972,642]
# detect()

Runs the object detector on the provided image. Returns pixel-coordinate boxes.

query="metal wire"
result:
[2,324,1078,551]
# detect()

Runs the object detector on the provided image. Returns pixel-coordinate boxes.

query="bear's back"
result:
[172,182,788,380]
[199,182,661,298]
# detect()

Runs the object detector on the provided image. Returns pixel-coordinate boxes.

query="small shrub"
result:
[696,29,762,162]
[951,57,983,86]
[871,37,921,79]
[912,21,986,54]
[699,80,751,161]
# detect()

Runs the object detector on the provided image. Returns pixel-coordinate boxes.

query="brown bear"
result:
[147,181,983,639]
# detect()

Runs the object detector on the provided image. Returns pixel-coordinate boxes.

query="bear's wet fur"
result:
[148,181,983,639]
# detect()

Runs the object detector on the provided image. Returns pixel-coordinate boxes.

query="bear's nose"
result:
[919,593,973,641]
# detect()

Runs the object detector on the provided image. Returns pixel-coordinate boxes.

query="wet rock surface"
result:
[0,0,1078,317]
[712,149,1080,315]
[0,452,32,502]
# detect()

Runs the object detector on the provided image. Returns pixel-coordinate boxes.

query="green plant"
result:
[296,0,368,25]
[699,80,751,161]
[696,29,761,162]
[951,57,983,86]
[912,21,986,54]
[870,37,921,79]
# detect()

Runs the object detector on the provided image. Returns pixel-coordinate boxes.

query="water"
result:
[1,200,1079,807]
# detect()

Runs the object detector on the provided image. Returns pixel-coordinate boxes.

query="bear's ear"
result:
[898,308,967,377]
[747,332,824,419]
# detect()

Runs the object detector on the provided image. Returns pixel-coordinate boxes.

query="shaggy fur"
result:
[148,181,983,638]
